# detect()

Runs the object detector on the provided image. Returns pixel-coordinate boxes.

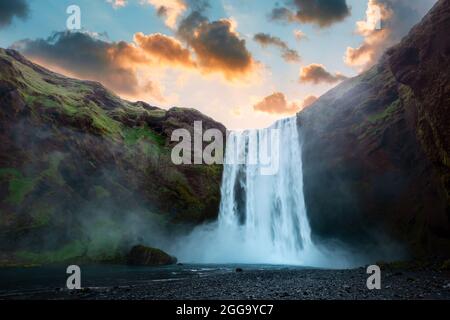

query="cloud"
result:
[300,63,347,84]
[270,0,351,28]
[254,33,300,63]
[253,92,318,115]
[178,11,257,80]
[253,92,299,115]
[133,32,195,67]
[344,0,437,70]
[106,0,127,9]
[0,0,29,28]
[106,0,188,29]
[147,0,187,29]
[293,29,307,41]
[302,95,318,108]
[103,1,257,81]
[12,24,255,102]
[11,31,163,100]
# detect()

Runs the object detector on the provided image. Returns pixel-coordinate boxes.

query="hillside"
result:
[0,48,225,265]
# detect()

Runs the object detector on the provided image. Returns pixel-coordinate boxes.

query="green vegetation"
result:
[0,153,65,205]
[16,241,87,265]
[78,102,123,135]
[94,185,111,199]
[367,99,401,124]
[123,126,165,147]
[0,49,224,267]
[0,168,37,205]
[31,204,54,228]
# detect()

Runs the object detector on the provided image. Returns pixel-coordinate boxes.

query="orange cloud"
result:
[300,63,347,84]
[344,0,434,71]
[344,0,392,70]
[13,32,167,102]
[177,11,257,81]
[187,18,257,80]
[147,0,187,29]
[253,92,300,115]
[133,32,195,67]
[302,95,318,109]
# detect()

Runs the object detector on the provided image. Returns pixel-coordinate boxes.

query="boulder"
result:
[126,245,177,266]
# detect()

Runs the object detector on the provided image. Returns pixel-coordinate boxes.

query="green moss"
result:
[147,109,167,118]
[94,185,110,199]
[4,53,123,137]
[0,153,65,205]
[43,152,65,185]
[31,205,54,227]
[16,240,87,265]
[86,102,122,135]
[367,99,401,124]
[0,168,37,205]
[123,126,165,147]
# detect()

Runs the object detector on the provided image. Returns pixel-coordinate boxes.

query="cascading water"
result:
[173,117,348,266]
[216,117,314,264]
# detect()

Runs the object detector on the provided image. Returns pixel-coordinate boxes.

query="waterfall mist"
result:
[172,117,368,268]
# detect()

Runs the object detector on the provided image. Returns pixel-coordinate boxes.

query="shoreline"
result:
[1,264,450,300]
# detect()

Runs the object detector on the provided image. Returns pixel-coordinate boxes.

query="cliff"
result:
[299,0,450,258]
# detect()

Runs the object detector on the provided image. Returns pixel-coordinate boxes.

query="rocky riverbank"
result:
[2,264,450,300]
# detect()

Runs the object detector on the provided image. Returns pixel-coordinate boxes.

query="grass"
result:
[367,99,401,124]
[16,240,87,265]
[123,126,166,147]
[0,168,37,205]
[0,153,65,205]
[31,204,54,228]
[2,52,123,137]
[94,185,111,199]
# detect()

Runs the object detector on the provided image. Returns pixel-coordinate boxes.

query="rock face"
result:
[0,49,225,265]
[127,245,177,266]
[299,0,450,258]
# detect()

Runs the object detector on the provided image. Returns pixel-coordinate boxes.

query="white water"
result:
[173,117,356,267]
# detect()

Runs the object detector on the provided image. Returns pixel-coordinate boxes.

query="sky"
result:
[0,0,437,129]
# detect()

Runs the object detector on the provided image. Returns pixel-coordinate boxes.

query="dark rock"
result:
[235,268,243,273]
[298,0,450,258]
[127,245,177,266]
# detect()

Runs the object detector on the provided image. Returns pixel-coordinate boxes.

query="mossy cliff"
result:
[299,0,450,258]
[0,49,225,266]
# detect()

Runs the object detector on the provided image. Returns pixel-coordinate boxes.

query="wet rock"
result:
[126,245,177,266]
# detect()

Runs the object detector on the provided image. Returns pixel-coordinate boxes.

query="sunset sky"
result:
[0,0,437,129]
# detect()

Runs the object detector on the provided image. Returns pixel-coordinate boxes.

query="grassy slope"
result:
[0,49,224,266]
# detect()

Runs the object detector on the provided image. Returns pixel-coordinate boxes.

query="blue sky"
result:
[0,0,436,129]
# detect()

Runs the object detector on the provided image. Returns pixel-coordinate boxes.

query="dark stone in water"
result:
[235,268,243,273]
[127,245,177,266]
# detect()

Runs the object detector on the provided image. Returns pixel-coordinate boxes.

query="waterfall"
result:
[173,117,345,266]
[216,117,314,263]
